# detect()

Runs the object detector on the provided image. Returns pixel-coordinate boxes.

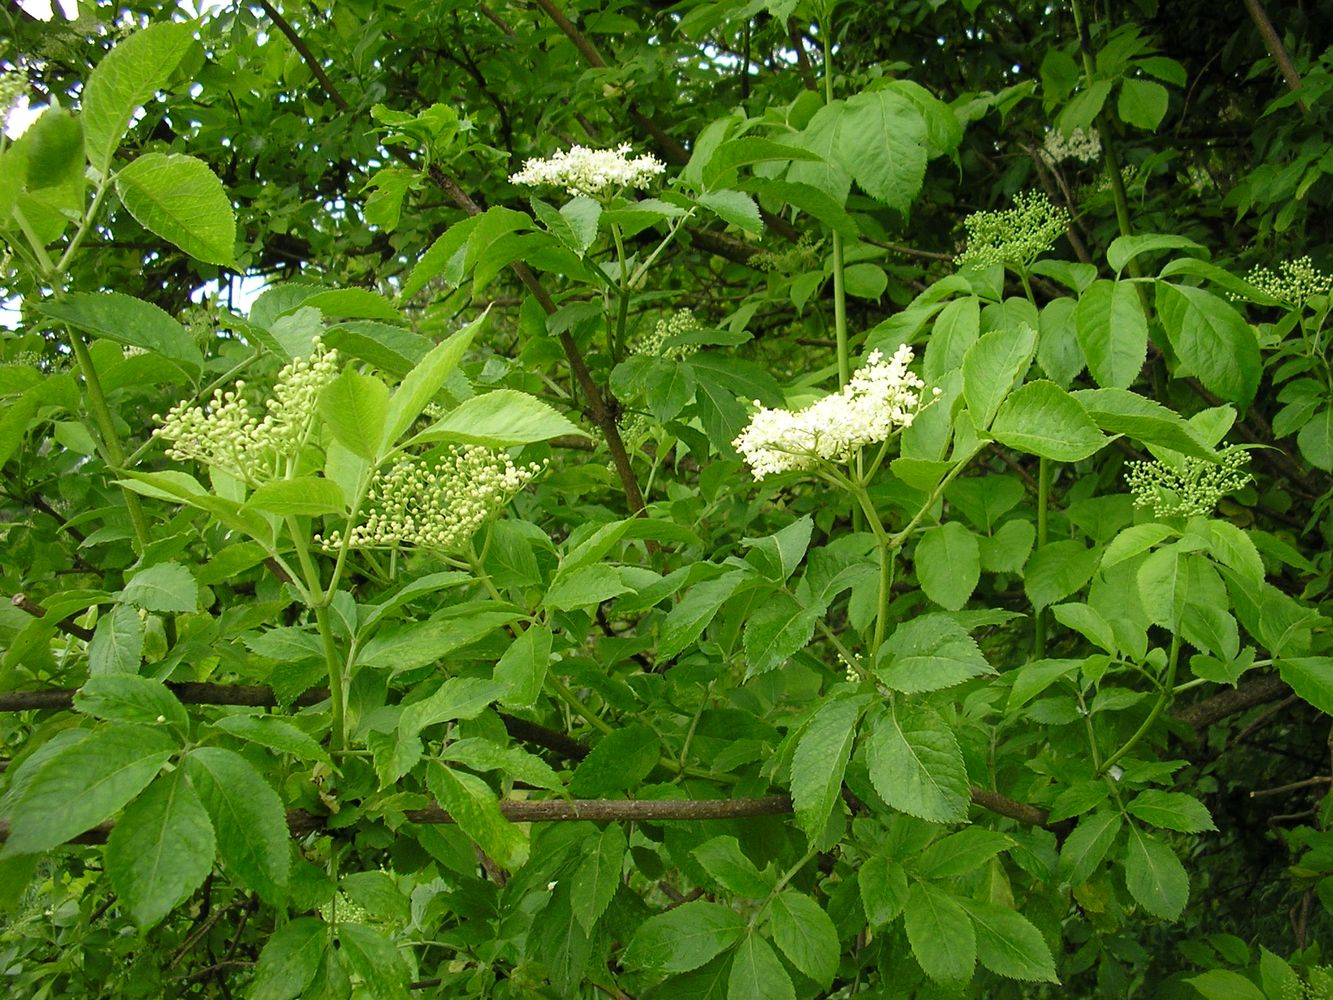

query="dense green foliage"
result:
[1,0,1333,996]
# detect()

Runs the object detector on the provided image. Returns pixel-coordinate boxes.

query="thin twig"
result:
[1250,774,1331,799]
[10,593,95,641]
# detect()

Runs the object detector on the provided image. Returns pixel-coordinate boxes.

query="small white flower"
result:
[1107,765,1124,782]
[547,880,559,891]
[509,143,665,198]
[1041,126,1101,166]
[732,345,929,480]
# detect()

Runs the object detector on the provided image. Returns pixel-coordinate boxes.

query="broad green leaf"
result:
[301,288,401,323]
[39,292,203,374]
[83,21,196,172]
[401,215,482,299]
[319,368,389,460]
[1057,79,1113,133]
[2,724,174,855]
[1037,296,1085,388]
[414,387,587,447]
[1156,282,1260,405]
[543,564,634,611]
[905,882,975,982]
[1277,657,1333,715]
[693,836,771,897]
[26,107,84,193]
[1126,790,1216,833]
[358,612,516,673]
[494,625,551,709]
[727,933,794,1000]
[837,88,928,214]
[243,477,346,516]
[1258,947,1302,999]
[701,136,822,190]
[768,890,839,988]
[1102,523,1177,569]
[380,310,488,453]
[1125,826,1189,920]
[1051,602,1116,652]
[925,295,981,383]
[184,746,290,902]
[1107,233,1206,277]
[742,592,819,678]
[1298,407,1333,471]
[859,855,909,927]
[114,153,236,265]
[337,923,411,1000]
[916,827,1014,879]
[121,561,201,613]
[1185,970,1267,1000]
[742,178,859,237]
[106,769,214,929]
[1059,810,1122,885]
[74,675,187,729]
[250,917,328,1000]
[790,696,869,837]
[621,899,746,973]
[560,195,601,251]
[1073,388,1215,459]
[399,677,504,739]
[990,380,1107,460]
[568,724,660,797]
[742,516,813,582]
[1138,544,1188,629]
[961,899,1059,983]
[440,737,562,792]
[657,570,747,660]
[962,323,1037,431]
[212,715,333,766]
[915,522,981,610]
[427,763,528,870]
[865,703,970,823]
[0,396,39,470]
[570,824,625,932]
[1118,77,1169,130]
[325,322,429,378]
[1076,280,1147,389]
[698,189,762,232]
[786,102,852,203]
[876,613,993,694]
[1024,540,1099,610]
[86,604,144,676]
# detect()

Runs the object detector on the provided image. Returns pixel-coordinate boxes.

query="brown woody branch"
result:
[11,594,95,642]
[1241,0,1307,112]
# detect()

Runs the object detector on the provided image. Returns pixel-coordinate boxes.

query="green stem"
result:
[1099,632,1179,775]
[749,847,818,929]
[628,209,697,289]
[820,21,850,386]
[55,174,112,276]
[610,222,630,361]
[314,604,348,753]
[815,619,862,679]
[1033,456,1050,659]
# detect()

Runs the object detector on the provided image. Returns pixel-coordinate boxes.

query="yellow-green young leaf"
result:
[1075,280,1148,390]
[336,924,411,1000]
[961,899,1059,983]
[904,882,976,982]
[915,523,981,611]
[39,292,203,374]
[768,891,839,988]
[990,380,1107,461]
[25,107,83,191]
[0,396,39,470]
[962,323,1037,431]
[621,899,746,973]
[380,310,488,452]
[106,769,214,930]
[250,917,328,1000]
[115,153,236,266]
[570,824,625,933]
[859,855,909,927]
[74,675,187,729]
[875,614,992,695]
[319,368,389,461]
[1,724,175,856]
[1126,790,1216,833]
[121,561,200,613]
[701,136,822,190]
[865,703,970,823]
[1117,77,1169,131]
[243,477,346,517]
[82,21,196,172]
[790,696,869,838]
[183,746,290,903]
[427,763,529,870]
[568,724,660,797]
[301,288,402,323]
[728,933,795,1000]
[414,388,587,447]
[440,737,563,792]
[1125,826,1189,920]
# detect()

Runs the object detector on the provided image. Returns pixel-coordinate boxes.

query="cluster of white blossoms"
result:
[733,345,937,480]
[630,309,700,361]
[1041,126,1101,165]
[956,190,1070,269]
[154,340,340,482]
[317,446,542,551]
[1125,448,1252,518]
[1245,256,1333,307]
[508,143,665,197]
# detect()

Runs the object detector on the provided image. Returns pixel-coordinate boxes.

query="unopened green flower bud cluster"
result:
[631,309,701,362]
[1245,256,1332,307]
[955,190,1069,269]
[751,234,823,274]
[1125,447,1251,518]
[154,339,340,482]
[317,446,542,552]
[1041,126,1101,165]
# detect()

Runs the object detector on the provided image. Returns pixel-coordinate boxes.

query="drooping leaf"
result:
[876,614,993,694]
[990,380,1107,460]
[768,890,839,988]
[1124,826,1189,920]
[250,918,328,1000]
[1075,280,1147,390]
[904,882,976,982]
[727,933,794,1000]
[790,695,869,837]
[319,368,390,461]
[570,824,625,932]
[836,89,929,214]
[568,724,660,797]
[427,763,529,870]
[413,388,587,447]
[865,702,970,823]
[1126,790,1216,833]
[114,153,236,265]
[914,522,982,611]
[961,899,1059,983]
[39,293,203,374]
[120,561,201,613]
[621,900,747,974]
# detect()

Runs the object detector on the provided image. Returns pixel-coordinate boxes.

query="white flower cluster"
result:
[1125,448,1252,518]
[317,446,542,551]
[1041,126,1101,165]
[509,143,665,197]
[155,340,340,482]
[733,345,936,480]
[1245,257,1332,307]
[955,190,1070,269]
[631,309,700,361]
